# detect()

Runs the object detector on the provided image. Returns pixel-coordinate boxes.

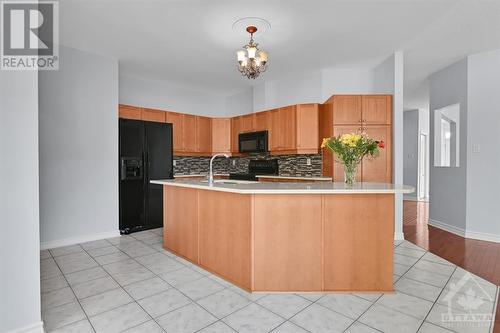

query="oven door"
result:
[238,131,268,153]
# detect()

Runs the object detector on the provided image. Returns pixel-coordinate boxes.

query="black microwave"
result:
[239,131,268,153]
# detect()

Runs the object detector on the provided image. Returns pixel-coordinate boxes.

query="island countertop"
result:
[151,179,414,194]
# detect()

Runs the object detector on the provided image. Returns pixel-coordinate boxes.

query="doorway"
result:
[418,132,428,201]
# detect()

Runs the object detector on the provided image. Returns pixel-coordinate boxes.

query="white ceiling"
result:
[60,0,500,106]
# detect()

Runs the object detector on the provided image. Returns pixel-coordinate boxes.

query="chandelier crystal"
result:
[236,26,268,79]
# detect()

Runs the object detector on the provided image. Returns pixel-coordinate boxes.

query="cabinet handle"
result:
[362,119,366,123]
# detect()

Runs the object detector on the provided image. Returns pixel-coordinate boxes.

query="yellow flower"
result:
[340,133,361,147]
[321,138,329,148]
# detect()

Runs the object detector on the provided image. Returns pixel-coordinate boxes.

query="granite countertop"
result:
[256,175,332,181]
[151,179,414,195]
[174,173,229,178]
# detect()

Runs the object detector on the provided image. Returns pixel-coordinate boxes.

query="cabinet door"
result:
[362,95,392,125]
[142,108,166,123]
[362,126,391,183]
[211,118,231,154]
[165,112,184,152]
[182,114,197,152]
[278,106,296,150]
[268,109,280,151]
[333,95,362,125]
[332,126,362,182]
[119,105,142,120]
[254,111,268,132]
[230,117,241,153]
[296,104,318,151]
[196,116,212,154]
[240,114,254,133]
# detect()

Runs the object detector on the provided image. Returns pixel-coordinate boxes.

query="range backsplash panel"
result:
[173,153,323,177]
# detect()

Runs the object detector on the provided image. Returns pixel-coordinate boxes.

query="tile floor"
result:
[40,229,499,333]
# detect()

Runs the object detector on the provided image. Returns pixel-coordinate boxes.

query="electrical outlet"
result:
[306,158,311,166]
[473,144,480,153]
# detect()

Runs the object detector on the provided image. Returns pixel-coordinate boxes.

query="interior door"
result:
[418,133,427,200]
[119,119,145,231]
[145,122,173,229]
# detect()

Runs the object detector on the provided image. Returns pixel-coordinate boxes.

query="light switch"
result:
[472,144,480,153]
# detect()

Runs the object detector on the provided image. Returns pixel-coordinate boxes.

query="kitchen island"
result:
[151,179,413,293]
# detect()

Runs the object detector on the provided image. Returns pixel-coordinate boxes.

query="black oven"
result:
[238,130,268,153]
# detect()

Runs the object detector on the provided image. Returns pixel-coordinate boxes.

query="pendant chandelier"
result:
[236,26,268,79]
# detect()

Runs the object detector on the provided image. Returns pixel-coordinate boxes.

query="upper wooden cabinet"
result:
[212,118,231,154]
[331,95,391,125]
[278,106,297,151]
[268,109,280,151]
[332,95,362,125]
[196,116,212,154]
[119,105,142,120]
[182,114,197,153]
[254,111,268,132]
[362,95,392,125]
[142,108,166,123]
[165,112,184,152]
[240,114,254,133]
[230,117,241,154]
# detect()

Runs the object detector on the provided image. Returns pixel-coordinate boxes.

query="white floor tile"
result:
[197,288,251,318]
[404,267,452,288]
[395,246,426,259]
[122,320,164,333]
[376,292,434,319]
[413,260,456,277]
[41,287,76,310]
[137,288,191,318]
[50,245,84,257]
[65,267,108,286]
[87,245,120,258]
[42,301,86,331]
[317,294,371,320]
[359,303,423,333]
[108,266,155,286]
[223,303,285,333]
[89,302,150,333]
[290,303,353,333]
[123,276,171,300]
[418,322,455,332]
[50,319,94,333]
[425,303,492,333]
[156,303,217,333]
[72,275,119,299]
[176,276,225,301]
[395,277,443,302]
[197,321,236,333]
[80,288,132,316]
[271,321,309,332]
[257,294,312,319]
[41,275,69,293]
[158,267,204,287]
[94,251,130,265]
[344,322,381,333]
[80,239,112,251]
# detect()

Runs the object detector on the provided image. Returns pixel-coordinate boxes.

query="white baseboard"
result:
[5,321,44,333]
[41,230,120,250]
[429,219,500,243]
[394,232,405,241]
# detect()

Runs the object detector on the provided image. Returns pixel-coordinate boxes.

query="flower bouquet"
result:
[321,133,385,186]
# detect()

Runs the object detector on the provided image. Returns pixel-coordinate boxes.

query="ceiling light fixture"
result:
[236,26,268,79]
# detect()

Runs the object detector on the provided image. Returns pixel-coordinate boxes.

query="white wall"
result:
[225,88,253,116]
[429,59,468,231]
[403,110,419,200]
[120,74,228,117]
[0,72,43,332]
[321,67,375,100]
[466,49,500,240]
[39,46,120,248]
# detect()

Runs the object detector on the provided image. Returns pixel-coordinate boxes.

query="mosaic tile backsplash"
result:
[173,153,323,177]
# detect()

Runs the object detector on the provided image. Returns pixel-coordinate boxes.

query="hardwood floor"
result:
[403,200,500,332]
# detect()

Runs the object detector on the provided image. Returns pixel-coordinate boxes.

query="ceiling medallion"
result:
[236,26,268,79]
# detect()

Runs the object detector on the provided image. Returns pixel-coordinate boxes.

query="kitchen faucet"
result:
[208,153,230,185]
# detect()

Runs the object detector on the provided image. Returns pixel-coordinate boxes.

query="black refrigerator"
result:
[119,119,173,234]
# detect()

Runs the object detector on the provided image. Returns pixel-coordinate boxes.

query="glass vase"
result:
[343,162,358,186]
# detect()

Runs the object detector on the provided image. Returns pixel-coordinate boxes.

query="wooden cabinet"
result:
[196,116,212,154]
[165,112,184,153]
[296,104,319,152]
[332,95,362,125]
[230,117,241,154]
[362,95,392,125]
[254,111,268,131]
[278,106,297,151]
[362,126,392,182]
[211,118,231,154]
[268,109,280,151]
[142,108,166,123]
[181,114,197,153]
[119,104,142,120]
[240,114,254,133]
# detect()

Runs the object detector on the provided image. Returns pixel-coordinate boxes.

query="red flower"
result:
[378,140,385,149]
